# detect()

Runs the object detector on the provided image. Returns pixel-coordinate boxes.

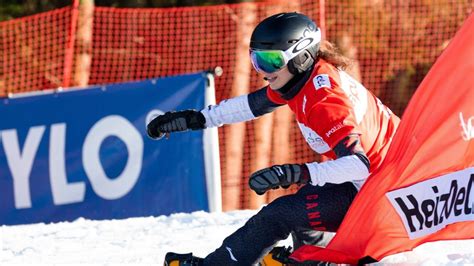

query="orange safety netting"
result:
[0,0,471,210]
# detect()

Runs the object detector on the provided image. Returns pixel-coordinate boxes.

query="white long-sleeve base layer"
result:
[201,95,370,189]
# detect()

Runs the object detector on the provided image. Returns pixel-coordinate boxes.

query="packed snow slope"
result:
[1,210,473,265]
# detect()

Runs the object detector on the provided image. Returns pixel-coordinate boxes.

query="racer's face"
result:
[261,65,294,90]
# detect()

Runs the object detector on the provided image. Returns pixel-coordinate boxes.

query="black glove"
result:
[146,110,206,139]
[248,164,310,195]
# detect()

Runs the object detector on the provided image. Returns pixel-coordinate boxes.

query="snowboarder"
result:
[148,12,400,266]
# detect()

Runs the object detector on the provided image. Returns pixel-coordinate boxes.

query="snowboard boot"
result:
[164,252,204,266]
[261,246,292,266]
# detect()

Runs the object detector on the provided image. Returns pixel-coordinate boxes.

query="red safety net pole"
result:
[318,0,326,40]
[62,0,79,88]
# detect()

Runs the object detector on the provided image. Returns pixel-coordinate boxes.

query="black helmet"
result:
[250,12,321,74]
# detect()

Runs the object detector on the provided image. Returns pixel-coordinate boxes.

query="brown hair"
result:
[317,40,352,70]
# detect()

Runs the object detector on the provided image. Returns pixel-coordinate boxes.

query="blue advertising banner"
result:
[0,73,209,225]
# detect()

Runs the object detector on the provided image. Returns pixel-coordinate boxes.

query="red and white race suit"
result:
[266,59,400,187]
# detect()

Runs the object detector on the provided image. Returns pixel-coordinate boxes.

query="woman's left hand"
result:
[248,164,310,195]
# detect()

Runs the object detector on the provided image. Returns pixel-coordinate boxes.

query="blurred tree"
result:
[95,0,255,7]
[0,0,255,21]
[0,0,70,21]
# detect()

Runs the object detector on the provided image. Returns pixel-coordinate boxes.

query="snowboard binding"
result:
[163,252,204,266]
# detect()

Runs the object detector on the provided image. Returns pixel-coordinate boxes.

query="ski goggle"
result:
[249,29,321,73]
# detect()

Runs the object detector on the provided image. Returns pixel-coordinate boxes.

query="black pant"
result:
[203,182,358,265]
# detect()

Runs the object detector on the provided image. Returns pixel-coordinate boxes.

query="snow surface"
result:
[1,210,473,265]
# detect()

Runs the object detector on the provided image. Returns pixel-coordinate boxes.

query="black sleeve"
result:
[247,87,284,117]
[333,134,371,171]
